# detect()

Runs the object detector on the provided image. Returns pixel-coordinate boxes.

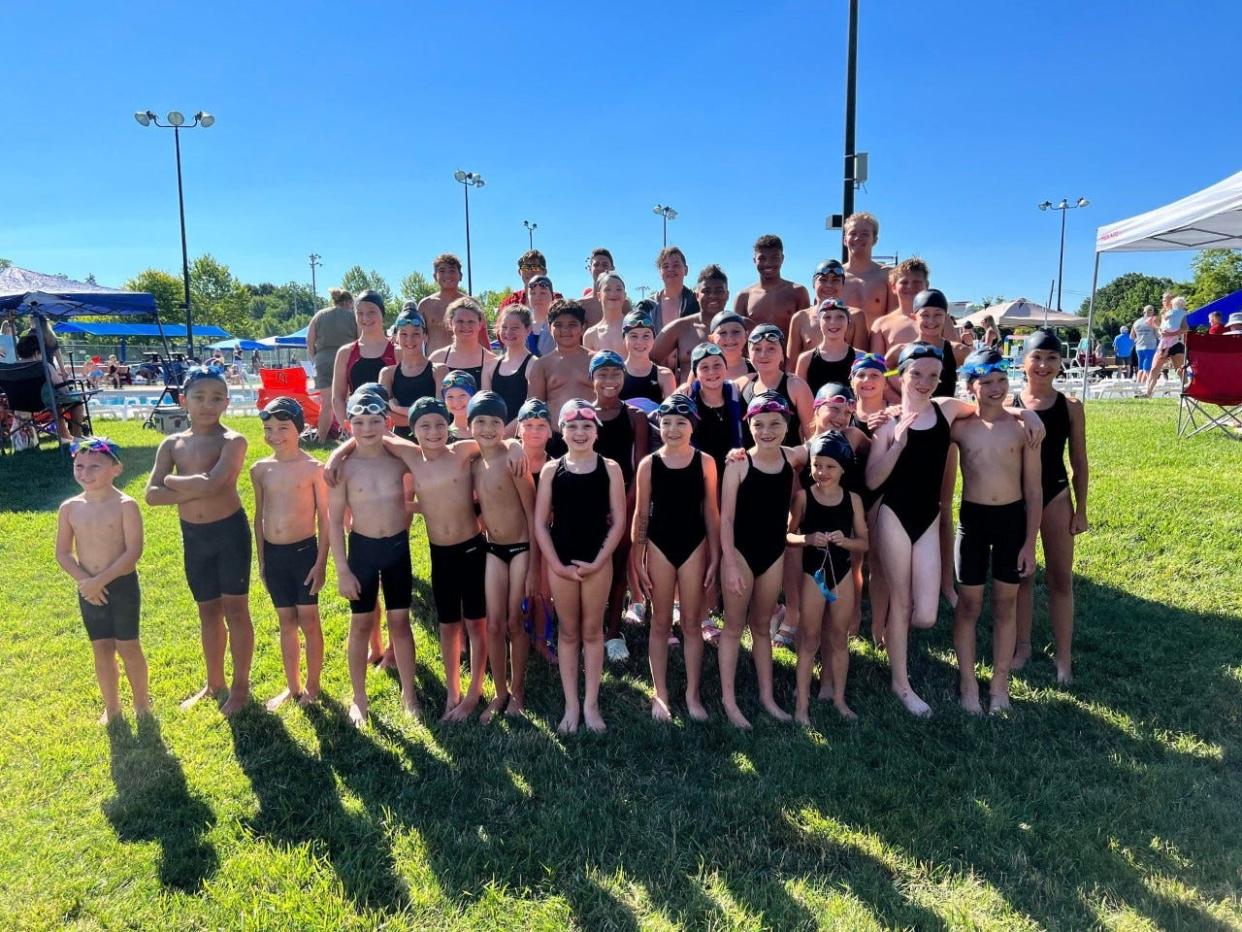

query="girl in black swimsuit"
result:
[632,393,721,723]
[1013,329,1088,684]
[866,341,976,718]
[381,310,443,439]
[796,299,857,397]
[429,298,494,390]
[718,390,810,729]
[532,399,626,736]
[787,432,868,724]
[620,311,674,404]
[516,399,556,662]
[485,306,534,428]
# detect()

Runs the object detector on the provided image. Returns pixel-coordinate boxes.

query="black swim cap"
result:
[809,430,855,469]
[913,289,949,312]
[260,396,305,432]
[897,340,944,372]
[356,289,386,313]
[1023,329,1063,355]
[466,390,508,424]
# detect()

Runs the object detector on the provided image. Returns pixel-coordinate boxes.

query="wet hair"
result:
[548,299,586,324]
[696,264,728,287]
[888,257,930,284]
[596,271,625,294]
[844,211,879,238]
[753,234,784,252]
[500,304,532,328]
[656,246,687,270]
[518,249,547,269]
[445,296,484,324]
[329,288,353,306]
[432,253,462,273]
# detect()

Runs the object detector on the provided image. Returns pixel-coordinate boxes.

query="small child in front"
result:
[468,391,537,723]
[328,384,419,727]
[146,366,253,716]
[251,397,329,710]
[56,437,150,724]
[787,431,868,723]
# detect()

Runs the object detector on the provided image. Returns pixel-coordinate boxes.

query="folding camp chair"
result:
[0,361,97,454]
[1177,332,1242,440]
[256,366,322,425]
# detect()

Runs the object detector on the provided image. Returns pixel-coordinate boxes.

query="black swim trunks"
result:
[346,529,412,614]
[262,536,319,609]
[955,499,1025,586]
[486,539,531,564]
[79,571,141,641]
[181,509,252,603]
[428,533,488,624]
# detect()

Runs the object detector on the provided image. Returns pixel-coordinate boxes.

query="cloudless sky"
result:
[5,0,1242,315]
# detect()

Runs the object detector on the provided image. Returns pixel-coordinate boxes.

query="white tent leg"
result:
[1083,253,1101,401]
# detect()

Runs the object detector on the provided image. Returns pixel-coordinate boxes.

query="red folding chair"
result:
[256,366,322,425]
[1178,333,1242,440]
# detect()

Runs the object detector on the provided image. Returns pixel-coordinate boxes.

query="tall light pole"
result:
[842,0,859,262]
[1038,197,1090,322]
[308,253,322,307]
[523,219,538,250]
[652,204,677,247]
[134,109,214,354]
[636,285,652,299]
[454,170,485,294]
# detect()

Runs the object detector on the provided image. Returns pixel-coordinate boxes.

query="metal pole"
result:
[173,125,193,356]
[464,183,474,295]
[1046,279,1055,325]
[662,213,668,248]
[842,0,858,263]
[1056,205,1068,312]
[1083,252,1100,401]
[527,227,533,250]
[309,253,321,306]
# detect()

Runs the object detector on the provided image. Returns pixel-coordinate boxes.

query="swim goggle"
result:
[347,397,388,416]
[70,436,121,460]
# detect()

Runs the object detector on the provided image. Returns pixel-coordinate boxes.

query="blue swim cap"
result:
[962,348,1009,382]
[441,370,477,396]
[589,349,626,376]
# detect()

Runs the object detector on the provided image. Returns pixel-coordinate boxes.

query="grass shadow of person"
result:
[227,705,411,913]
[102,715,217,893]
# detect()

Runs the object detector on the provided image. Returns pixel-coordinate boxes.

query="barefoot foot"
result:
[762,699,792,723]
[504,694,526,718]
[651,697,672,723]
[1010,641,1032,671]
[583,704,607,733]
[960,692,983,716]
[557,709,580,736]
[724,703,752,730]
[1055,663,1073,686]
[298,688,319,707]
[221,690,250,716]
[834,699,858,721]
[817,678,834,702]
[402,694,422,719]
[180,685,217,711]
[894,686,932,717]
[348,700,369,728]
[443,692,480,723]
[989,692,1011,715]
[480,694,508,725]
[99,708,121,725]
[794,708,811,726]
[265,689,293,712]
[685,695,709,722]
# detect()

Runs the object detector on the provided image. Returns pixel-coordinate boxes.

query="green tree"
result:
[1078,271,1179,338]
[399,271,436,304]
[84,273,98,285]
[0,258,11,270]
[1185,249,1242,310]
[340,266,393,307]
[475,288,514,326]
[124,268,185,323]
[190,254,253,338]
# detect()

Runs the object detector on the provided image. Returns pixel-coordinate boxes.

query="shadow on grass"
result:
[103,715,217,892]
[228,705,409,912]
[1,439,159,513]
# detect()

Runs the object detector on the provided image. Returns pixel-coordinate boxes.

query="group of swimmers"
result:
[55,213,1088,732]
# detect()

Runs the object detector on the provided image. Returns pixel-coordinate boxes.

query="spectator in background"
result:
[982,315,1001,349]
[1207,311,1225,335]
[418,253,479,354]
[306,288,358,442]
[1145,296,1189,398]
[1113,325,1135,377]
[650,246,700,332]
[16,331,84,440]
[1224,311,1242,335]
[1132,305,1159,388]
[500,250,562,312]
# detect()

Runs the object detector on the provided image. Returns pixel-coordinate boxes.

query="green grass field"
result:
[1,401,1239,930]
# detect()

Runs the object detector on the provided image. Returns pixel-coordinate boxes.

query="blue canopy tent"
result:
[262,323,309,347]
[52,322,231,361]
[1,267,159,443]
[1187,288,1242,329]
[208,337,275,352]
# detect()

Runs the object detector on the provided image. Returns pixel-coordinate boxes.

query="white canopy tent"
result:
[1085,169,1242,397]
[959,299,1087,330]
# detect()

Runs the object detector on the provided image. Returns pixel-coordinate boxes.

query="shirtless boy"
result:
[653,264,730,384]
[526,300,594,453]
[251,397,329,710]
[787,259,869,359]
[329,384,419,726]
[417,253,469,354]
[651,247,701,332]
[146,366,253,716]
[840,212,895,331]
[468,391,537,723]
[57,437,149,724]
[951,349,1042,714]
[734,234,811,337]
[869,258,930,363]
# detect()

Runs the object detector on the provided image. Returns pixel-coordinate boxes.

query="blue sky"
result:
[4,0,1241,314]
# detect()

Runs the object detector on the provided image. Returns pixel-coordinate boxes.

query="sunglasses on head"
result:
[348,400,387,416]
